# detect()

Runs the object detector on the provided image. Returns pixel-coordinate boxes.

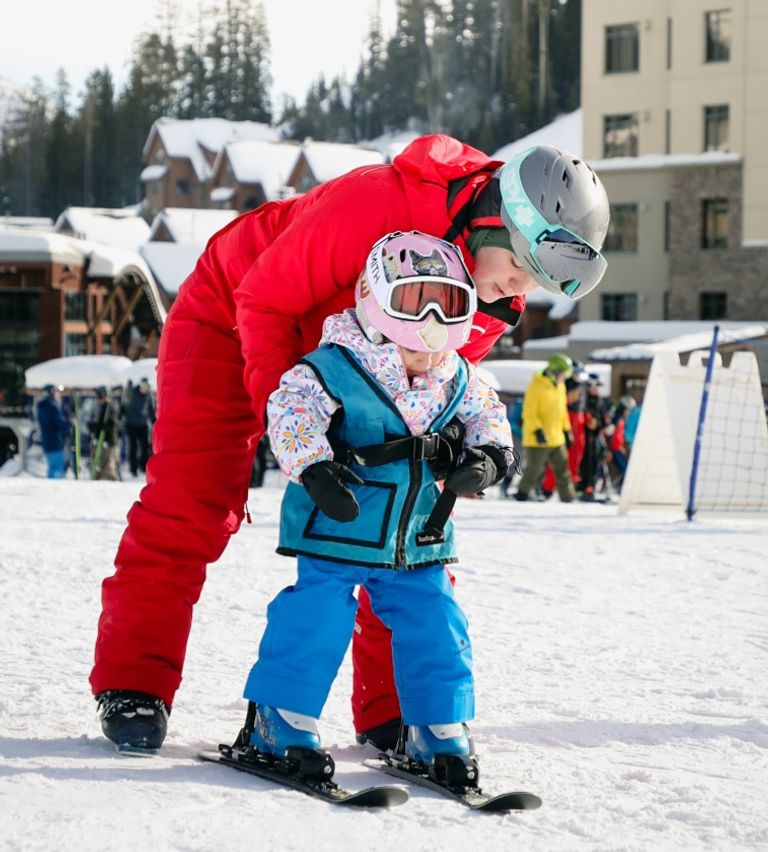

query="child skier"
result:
[232,231,515,782]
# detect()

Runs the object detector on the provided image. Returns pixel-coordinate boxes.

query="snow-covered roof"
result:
[55,207,150,252]
[0,216,54,231]
[210,187,235,202]
[25,354,158,391]
[491,110,742,174]
[589,151,742,172]
[148,118,281,181]
[0,229,88,266]
[219,139,301,200]
[591,324,768,361]
[25,355,133,390]
[140,164,168,182]
[568,320,761,343]
[148,208,236,245]
[493,110,582,161]
[0,229,167,323]
[367,130,421,162]
[139,242,202,295]
[301,141,386,184]
[522,334,572,354]
[523,288,577,321]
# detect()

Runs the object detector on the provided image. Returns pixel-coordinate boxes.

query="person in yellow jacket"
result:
[514,354,576,502]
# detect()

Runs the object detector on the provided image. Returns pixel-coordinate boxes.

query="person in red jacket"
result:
[92,136,610,753]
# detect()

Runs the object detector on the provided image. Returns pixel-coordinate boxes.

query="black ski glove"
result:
[443,445,510,495]
[564,431,573,449]
[427,417,466,480]
[534,428,547,445]
[301,460,364,522]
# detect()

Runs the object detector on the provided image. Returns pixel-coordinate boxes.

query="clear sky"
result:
[1,0,395,107]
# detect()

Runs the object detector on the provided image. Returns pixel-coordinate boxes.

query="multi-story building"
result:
[579,0,768,323]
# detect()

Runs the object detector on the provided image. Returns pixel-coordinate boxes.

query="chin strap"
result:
[476,297,522,325]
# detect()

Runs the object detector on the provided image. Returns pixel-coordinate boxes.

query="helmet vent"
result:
[561,169,570,188]
[555,200,562,214]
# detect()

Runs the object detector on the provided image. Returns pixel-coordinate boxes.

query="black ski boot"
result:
[355,718,407,752]
[96,690,170,752]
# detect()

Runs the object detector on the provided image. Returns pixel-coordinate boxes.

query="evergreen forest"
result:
[0,0,580,218]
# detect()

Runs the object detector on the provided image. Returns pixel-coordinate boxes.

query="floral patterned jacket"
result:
[267,309,514,482]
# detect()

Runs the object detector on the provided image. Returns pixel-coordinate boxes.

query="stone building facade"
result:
[667,161,768,320]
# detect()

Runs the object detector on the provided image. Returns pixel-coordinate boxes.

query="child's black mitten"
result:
[443,445,509,495]
[428,417,466,480]
[301,460,364,522]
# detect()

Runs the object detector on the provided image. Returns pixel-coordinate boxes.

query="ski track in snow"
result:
[1,474,766,852]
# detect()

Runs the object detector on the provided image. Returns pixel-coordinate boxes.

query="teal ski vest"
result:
[277,344,469,569]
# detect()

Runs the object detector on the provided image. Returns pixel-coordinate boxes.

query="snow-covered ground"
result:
[1,473,766,851]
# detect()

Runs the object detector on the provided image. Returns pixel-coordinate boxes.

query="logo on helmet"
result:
[409,248,449,277]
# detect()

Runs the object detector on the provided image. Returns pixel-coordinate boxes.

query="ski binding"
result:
[365,752,542,812]
[200,743,408,808]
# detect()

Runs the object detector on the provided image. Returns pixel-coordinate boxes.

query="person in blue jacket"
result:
[232,232,514,777]
[36,384,70,479]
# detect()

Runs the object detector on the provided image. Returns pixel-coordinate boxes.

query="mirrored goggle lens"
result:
[389,279,472,321]
[533,234,608,298]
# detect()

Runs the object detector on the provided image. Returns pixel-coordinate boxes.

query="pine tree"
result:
[42,71,83,216]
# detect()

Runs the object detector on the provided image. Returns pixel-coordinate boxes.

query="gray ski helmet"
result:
[499,145,610,299]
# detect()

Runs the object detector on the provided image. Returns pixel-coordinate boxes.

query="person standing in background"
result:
[124,378,155,478]
[514,355,576,503]
[36,384,70,479]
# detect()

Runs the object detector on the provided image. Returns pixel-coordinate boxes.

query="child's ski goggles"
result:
[387,278,476,323]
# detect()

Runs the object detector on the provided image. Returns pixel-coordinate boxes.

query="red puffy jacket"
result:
[91,135,525,712]
[171,134,524,417]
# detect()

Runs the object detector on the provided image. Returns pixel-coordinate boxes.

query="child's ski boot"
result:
[405,723,479,787]
[232,702,334,780]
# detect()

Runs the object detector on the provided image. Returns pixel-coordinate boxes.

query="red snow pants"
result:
[89,314,403,732]
[352,572,456,731]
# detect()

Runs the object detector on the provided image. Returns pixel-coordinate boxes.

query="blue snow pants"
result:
[243,556,474,726]
[45,450,66,479]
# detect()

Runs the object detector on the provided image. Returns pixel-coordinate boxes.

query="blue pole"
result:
[686,325,720,521]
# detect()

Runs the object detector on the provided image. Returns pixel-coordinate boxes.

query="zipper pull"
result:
[245,502,252,524]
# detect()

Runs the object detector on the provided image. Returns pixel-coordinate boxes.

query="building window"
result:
[664,201,671,252]
[704,104,729,152]
[64,333,87,356]
[663,291,671,320]
[603,113,638,158]
[605,23,639,73]
[64,291,87,321]
[700,292,727,320]
[665,109,671,154]
[705,10,731,63]
[604,203,638,252]
[701,198,729,249]
[601,293,638,321]
[175,179,190,196]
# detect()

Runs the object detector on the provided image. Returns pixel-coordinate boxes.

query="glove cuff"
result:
[478,444,511,485]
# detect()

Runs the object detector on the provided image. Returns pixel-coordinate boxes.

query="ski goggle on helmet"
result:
[499,146,609,300]
[356,231,477,353]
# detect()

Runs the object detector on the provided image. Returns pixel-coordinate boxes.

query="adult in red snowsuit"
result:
[90,136,531,738]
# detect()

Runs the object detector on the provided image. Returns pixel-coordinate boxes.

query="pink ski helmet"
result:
[355,231,477,353]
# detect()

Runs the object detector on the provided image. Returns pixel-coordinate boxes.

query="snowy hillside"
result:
[1,474,766,851]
